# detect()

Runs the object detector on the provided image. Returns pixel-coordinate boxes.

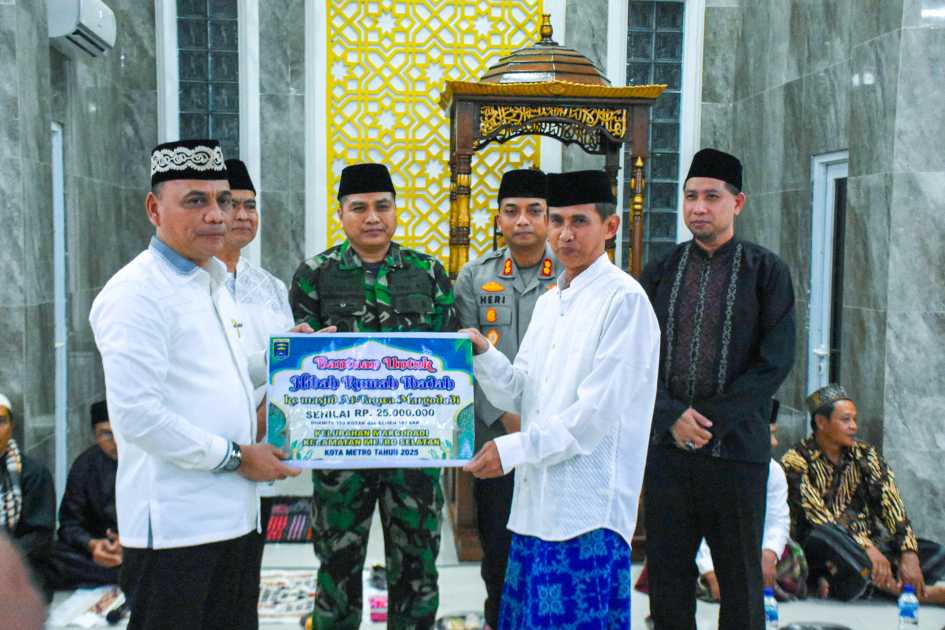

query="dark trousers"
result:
[120,532,263,630]
[49,542,120,590]
[473,470,515,628]
[803,523,945,601]
[644,447,768,630]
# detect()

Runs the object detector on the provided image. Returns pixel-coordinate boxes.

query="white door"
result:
[807,151,848,395]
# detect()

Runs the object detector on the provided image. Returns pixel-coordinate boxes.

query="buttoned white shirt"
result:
[695,459,790,575]
[228,257,294,406]
[90,237,267,549]
[474,253,660,545]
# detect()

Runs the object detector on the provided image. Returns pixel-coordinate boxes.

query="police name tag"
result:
[267,333,475,468]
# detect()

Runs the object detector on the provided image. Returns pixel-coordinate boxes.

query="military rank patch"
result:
[480,280,505,293]
[486,329,501,345]
[485,307,497,323]
[541,258,554,278]
[501,258,514,277]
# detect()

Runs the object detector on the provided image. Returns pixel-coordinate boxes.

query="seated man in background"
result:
[0,393,56,600]
[782,384,945,605]
[51,400,121,589]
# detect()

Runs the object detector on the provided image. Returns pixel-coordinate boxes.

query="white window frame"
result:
[807,150,848,397]
[675,0,705,243]
[155,0,262,265]
[51,121,69,503]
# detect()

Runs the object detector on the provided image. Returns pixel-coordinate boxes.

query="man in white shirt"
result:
[463,170,661,629]
[90,139,308,630]
[218,158,296,564]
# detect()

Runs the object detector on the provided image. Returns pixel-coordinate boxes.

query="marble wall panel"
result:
[772,406,807,461]
[119,89,159,188]
[887,172,945,313]
[758,86,787,194]
[286,0,305,95]
[776,293,810,421]
[733,2,769,99]
[260,0,292,95]
[706,0,740,7]
[838,305,887,447]
[701,7,741,104]
[883,446,945,544]
[802,60,850,158]
[848,30,900,177]
[731,94,763,193]
[0,6,18,160]
[901,0,945,28]
[14,0,51,166]
[0,306,25,434]
[565,0,608,72]
[23,302,55,421]
[883,311,945,454]
[778,78,807,193]
[787,0,852,80]
[737,190,782,252]
[260,191,303,287]
[843,174,891,311]
[22,161,53,306]
[851,0,904,46]
[893,27,945,173]
[260,94,304,193]
[764,0,796,90]
[109,1,158,91]
[779,188,812,304]
[699,102,733,153]
[0,156,25,308]
[24,429,55,473]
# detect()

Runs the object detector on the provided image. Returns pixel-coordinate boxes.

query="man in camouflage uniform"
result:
[289,163,457,629]
[453,169,560,630]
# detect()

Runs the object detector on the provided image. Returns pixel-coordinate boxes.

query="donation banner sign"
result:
[267,333,475,468]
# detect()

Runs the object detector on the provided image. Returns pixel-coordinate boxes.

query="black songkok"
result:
[150,139,228,187]
[90,400,109,428]
[547,170,616,207]
[225,159,256,194]
[497,169,548,206]
[685,148,743,192]
[337,163,396,200]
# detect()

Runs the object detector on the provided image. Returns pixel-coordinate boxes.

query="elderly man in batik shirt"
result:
[781,384,945,605]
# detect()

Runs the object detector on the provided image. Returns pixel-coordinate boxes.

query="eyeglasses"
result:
[95,430,114,441]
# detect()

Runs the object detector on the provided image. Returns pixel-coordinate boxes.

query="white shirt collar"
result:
[557,252,611,297]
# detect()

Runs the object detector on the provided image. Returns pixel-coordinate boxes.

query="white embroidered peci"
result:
[150,145,226,176]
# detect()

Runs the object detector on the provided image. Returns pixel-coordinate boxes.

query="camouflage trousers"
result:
[310,468,444,630]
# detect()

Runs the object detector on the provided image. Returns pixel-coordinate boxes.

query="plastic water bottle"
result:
[898,584,919,627]
[763,586,779,629]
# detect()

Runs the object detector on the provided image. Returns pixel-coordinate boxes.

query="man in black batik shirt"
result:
[642,148,796,630]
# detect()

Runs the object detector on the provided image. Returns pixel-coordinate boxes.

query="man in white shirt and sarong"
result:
[463,170,661,629]
[90,139,314,630]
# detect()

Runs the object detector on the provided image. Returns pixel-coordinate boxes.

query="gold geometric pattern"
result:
[326,0,543,263]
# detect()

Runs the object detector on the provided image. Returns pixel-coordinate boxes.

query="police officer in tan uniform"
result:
[454,169,561,629]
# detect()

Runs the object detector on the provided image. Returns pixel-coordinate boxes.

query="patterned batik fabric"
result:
[1,438,23,531]
[781,437,919,554]
[500,529,631,630]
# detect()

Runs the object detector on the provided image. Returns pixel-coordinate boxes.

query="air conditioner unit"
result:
[48,0,117,60]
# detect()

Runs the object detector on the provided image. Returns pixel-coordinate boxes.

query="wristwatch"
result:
[220,442,242,472]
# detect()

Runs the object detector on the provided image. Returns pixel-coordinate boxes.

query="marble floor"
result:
[47,509,945,629]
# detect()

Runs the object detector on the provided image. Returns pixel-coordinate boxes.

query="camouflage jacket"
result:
[289,240,458,333]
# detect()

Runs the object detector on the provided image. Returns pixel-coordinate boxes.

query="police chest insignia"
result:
[481,281,505,292]
[486,329,501,345]
[501,259,514,277]
[541,258,554,278]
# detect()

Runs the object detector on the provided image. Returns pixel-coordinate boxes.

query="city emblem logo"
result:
[271,338,291,360]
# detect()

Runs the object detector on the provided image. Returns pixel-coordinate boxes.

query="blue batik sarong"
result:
[499,528,631,630]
